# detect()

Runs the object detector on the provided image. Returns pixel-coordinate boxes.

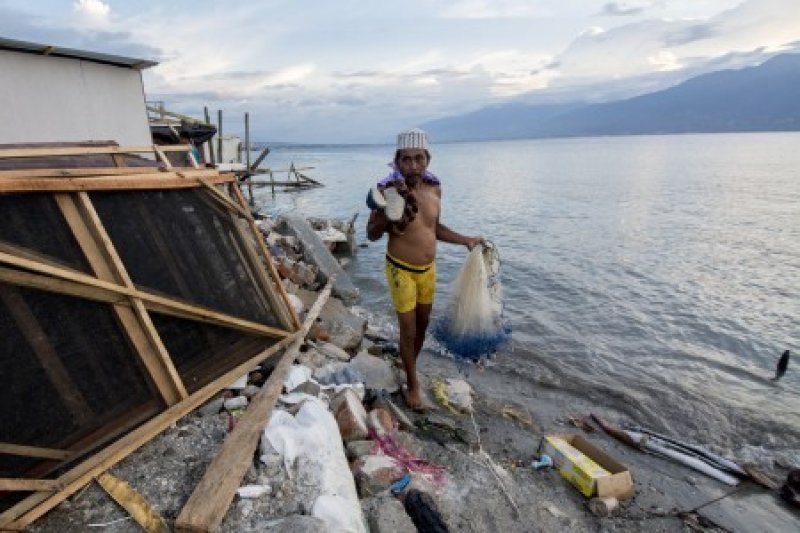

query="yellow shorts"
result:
[385,253,436,314]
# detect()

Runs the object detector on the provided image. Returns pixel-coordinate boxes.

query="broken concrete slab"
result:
[349,352,399,393]
[697,488,799,533]
[278,213,359,303]
[362,494,417,533]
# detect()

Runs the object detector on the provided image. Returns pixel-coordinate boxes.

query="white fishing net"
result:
[434,242,511,363]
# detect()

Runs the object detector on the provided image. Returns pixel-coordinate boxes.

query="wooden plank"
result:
[2,332,300,530]
[152,145,173,169]
[0,285,94,426]
[0,174,233,193]
[96,472,169,533]
[0,168,222,181]
[189,176,250,219]
[227,213,293,330]
[75,191,189,404]
[0,479,61,492]
[175,281,333,533]
[55,194,187,406]
[0,265,123,306]
[0,167,164,178]
[0,444,72,461]
[0,145,192,158]
[231,184,300,330]
[0,250,292,339]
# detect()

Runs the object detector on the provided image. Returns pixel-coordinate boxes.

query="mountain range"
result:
[422,54,800,142]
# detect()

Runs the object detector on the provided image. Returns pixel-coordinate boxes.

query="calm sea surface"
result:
[253,132,800,458]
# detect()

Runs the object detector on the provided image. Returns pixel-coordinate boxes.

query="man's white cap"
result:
[397,128,429,150]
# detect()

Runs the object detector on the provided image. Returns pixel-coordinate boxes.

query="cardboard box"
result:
[539,434,634,500]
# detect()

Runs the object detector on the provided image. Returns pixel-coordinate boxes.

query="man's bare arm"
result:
[366,209,390,241]
[436,223,483,250]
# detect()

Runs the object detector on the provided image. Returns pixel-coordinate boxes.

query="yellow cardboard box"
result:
[539,434,634,499]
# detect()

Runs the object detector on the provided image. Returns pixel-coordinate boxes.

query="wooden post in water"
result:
[204,106,216,165]
[244,112,254,206]
[217,110,223,164]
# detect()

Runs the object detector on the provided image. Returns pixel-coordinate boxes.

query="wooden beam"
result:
[0,444,72,461]
[0,479,61,492]
[0,145,192,159]
[0,167,166,178]
[175,281,333,533]
[231,184,300,330]
[0,285,94,426]
[152,145,172,169]
[0,174,233,193]
[188,175,250,219]
[76,190,190,403]
[55,194,187,406]
[1,332,300,530]
[0,251,291,339]
[96,473,169,533]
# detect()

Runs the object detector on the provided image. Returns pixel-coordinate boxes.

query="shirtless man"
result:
[367,128,482,410]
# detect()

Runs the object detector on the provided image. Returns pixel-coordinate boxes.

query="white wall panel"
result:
[0,51,151,145]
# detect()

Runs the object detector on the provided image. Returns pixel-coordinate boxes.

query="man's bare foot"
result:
[402,384,432,413]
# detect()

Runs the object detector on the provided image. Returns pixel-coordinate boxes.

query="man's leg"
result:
[414,303,432,357]
[397,308,425,410]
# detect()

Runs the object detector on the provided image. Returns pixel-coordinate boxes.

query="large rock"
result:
[352,455,405,498]
[349,352,399,393]
[346,440,375,460]
[367,408,394,436]
[333,389,368,442]
[277,214,359,303]
[362,495,416,533]
[315,342,352,362]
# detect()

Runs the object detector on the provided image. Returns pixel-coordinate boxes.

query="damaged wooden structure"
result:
[0,142,301,530]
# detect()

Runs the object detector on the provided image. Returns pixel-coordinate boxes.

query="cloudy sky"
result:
[1,0,799,142]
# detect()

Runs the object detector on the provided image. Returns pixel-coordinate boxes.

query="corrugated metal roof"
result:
[0,36,158,69]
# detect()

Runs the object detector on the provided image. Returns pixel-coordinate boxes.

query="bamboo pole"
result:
[175,281,333,532]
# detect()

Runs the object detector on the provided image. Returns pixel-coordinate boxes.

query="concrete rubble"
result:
[28,212,800,533]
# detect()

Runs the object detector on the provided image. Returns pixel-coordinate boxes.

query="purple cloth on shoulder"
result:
[377,164,440,187]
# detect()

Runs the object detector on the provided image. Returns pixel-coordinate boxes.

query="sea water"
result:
[251,132,800,460]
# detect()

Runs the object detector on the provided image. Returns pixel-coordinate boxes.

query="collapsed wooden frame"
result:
[0,143,302,529]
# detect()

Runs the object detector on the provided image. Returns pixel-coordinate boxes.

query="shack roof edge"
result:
[0,36,158,70]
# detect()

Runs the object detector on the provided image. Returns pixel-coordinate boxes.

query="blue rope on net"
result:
[433,313,512,363]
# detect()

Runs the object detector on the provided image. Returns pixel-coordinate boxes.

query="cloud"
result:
[0,6,161,59]
[600,1,660,17]
[438,0,546,19]
[73,0,110,28]
[541,0,800,101]
[2,0,800,143]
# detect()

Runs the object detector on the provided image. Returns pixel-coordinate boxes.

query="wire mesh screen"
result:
[90,189,280,327]
[151,312,270,393]
[0,283,160,479]
[0,194,92,273]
